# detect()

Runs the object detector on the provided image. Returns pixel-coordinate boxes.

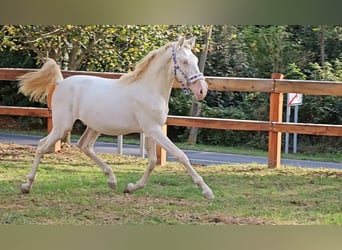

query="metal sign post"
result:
[285,93,303,154]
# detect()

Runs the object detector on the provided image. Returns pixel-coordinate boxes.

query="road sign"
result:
[285,93,303,154]
[287,93,303,106]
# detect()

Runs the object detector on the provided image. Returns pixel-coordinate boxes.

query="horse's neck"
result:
[142,51,173,100]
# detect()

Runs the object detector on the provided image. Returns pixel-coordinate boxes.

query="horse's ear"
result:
[176,36,185,48]
[188,37,196,49]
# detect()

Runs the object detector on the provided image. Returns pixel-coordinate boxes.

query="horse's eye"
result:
[182,60,189,65]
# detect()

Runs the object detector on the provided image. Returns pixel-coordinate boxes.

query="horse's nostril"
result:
[200,89,203,95]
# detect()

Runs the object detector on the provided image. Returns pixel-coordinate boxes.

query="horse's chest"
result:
[135,97,169,125]
[151,107,168,123]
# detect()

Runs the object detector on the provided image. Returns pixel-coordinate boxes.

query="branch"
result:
[68,31,107,70]
[22,27,62,44]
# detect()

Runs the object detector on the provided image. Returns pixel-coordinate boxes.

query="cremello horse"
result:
[18,37,214,199]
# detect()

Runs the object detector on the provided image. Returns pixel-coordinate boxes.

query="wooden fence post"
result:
[47,84,61,152]
[156,124,167,166]
[268,73,284,168]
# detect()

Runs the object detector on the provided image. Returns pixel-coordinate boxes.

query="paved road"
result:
[1,132,342,170]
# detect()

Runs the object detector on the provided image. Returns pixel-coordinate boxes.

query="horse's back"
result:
[58,75,120,91]
[54,75,122,102]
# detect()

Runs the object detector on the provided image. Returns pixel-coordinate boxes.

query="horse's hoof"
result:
[202,190,214,200]
[108,181,117,190]
[123,183,134,193]
[20,183,31,194]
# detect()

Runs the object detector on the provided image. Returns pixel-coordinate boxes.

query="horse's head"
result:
[172,37,208,101]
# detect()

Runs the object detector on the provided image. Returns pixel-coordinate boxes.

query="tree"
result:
[243,25,293,76]
[188,25,213,144]
[319,25,326,65]
[0,25,122,143]
[0,25,120,70]
[0,25,207,72]
[1,25,207,142]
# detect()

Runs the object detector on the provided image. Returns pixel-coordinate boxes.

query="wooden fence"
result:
[1,68,342,168]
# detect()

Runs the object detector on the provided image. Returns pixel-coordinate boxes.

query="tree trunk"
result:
[61,52,72,145]
[58,38,99,145]
[319,25,326,66]
[188,25,213,144]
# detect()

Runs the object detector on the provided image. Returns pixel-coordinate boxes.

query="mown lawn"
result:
[0,142,341,225]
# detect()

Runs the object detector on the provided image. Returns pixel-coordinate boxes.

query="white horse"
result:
[18,36,214,199]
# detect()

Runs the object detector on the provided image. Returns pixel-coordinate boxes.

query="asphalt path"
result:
[1,132,342,170]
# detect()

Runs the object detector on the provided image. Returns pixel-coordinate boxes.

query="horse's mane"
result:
[120,42,173,84]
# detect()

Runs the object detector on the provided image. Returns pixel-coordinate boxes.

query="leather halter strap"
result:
[171,44,204,93]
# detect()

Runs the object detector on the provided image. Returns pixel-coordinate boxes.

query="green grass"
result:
[1,142,342,225]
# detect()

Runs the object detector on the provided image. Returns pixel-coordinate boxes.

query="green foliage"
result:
[197,105,248,146]
[284,59,342,152]
[1,25,120,70]
[205,25,255,78]
[296,60,342,125]
[168,89,193,141]
[0,49,44,129]
[0,25,207,72]
[285,63,307,80]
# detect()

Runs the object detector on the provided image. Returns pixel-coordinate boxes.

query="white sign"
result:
[287,93,303,106]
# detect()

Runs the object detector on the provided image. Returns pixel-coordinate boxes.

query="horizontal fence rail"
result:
[167,116,342,136]
[1,68,342,167]
[167,116,271,131]
[0,106,51,117]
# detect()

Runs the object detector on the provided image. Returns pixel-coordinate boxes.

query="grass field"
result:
[1,142,342,225]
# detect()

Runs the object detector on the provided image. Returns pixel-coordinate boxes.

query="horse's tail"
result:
[17,58,64,104]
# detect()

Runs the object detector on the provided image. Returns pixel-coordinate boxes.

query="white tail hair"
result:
[17,58,64,103]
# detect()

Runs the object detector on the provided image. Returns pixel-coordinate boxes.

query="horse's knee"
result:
[104,168,113,176]
[176,152,190,165]
[149,157,157,167]
[38,137,47,146]
[36,144,49,155]
[78,142,92,156]
[77,142,87,152]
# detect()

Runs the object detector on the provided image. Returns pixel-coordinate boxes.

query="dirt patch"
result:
[95,193,203,207]
[0,143,35,153]
[92,194,275,225]
[204,214,274,225]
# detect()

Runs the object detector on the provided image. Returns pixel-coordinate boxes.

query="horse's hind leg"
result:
[21,128,67,193]
[124,136,157,193]
[77,127,117,189]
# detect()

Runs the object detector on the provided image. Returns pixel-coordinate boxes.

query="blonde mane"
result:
[120,42,173,84]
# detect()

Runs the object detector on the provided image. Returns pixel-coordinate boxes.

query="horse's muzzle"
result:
[189,79,208,101]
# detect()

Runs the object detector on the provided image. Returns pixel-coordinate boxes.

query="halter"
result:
[171,44,205,94]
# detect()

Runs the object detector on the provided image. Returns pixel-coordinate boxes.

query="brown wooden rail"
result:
[167,116,342,137]
[1,68,342,167]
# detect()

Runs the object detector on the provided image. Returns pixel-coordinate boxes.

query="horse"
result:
[17,36,214,199]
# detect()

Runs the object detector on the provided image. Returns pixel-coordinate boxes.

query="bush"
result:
[0,49,45,129]
[197,105,245,146]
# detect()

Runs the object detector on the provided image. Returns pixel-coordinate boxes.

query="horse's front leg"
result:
[124,136,157,193]
[148,126,214,200]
